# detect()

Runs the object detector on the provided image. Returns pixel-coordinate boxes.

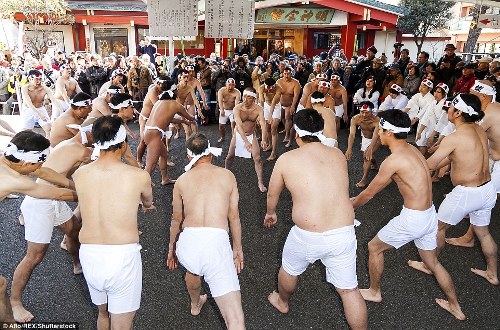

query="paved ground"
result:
[1,121,499,329]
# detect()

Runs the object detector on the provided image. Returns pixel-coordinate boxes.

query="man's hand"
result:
[427,136,434,147]
[345,148,352,160]
[233,248,244,273]
[289,106,295,115]
[264,213,277,228]
[245,141,252,152]
[343,113,349,124]
[365,147,373,161]
[141,203,156,213]
[416,133,421,142]
[220,110,225,117]
[261,140,268,151]
[203,103,209,111]
[167,248,178,270]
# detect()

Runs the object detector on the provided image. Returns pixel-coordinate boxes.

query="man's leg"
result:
[446,225,475,248]
[97,304,110,330]
[359,236,393,302]
[251,136,266,192]
[418,249,466,320]
[268,266,298,314]
[158,141,175,185]
[268,119,279,161]
[356,154,371,188]
[110,311,136,330]
[10,242,49,323]
[214,291,245,330]
[58,216,82,274]
[144,138,161,177]
[185,272,208,316]
[0,276,14,323]
[470,225,499,285]
[284,107,293,143]
[336,287,368,330]
[436,221,451,256]
[225,134,237,169]
[335,117,341,134]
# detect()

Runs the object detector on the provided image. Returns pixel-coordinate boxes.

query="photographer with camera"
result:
[232,58,252,95]
[396,48,411,76]
[382,64,404,99]
[355,45,377,75]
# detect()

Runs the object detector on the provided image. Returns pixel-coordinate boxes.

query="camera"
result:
[393,43,404,49]
[133,77,140,83]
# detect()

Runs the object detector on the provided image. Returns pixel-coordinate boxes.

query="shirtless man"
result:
[144,83,194,185]
[309,91,337,147]
[424,93,498,286]
[20,70,62,138]
[345,101,379,188]
[185,66,208,134]
[52,64,82,120]
[136,79,169,166]
[351,109,465,320]
[82,85,121,124]
[168,133,245,329]
[218,78,241,143]
[225,88,268,192]
[74,116,155,330]
[264,109,367,330]
[98,69,125,96]
[305,80,335,109]
[447,80,500,248]
[259,78,282,160]
[277,67,300,147]
[329,75,349,133]
[10,126,93,323]
[296,73,324,111]
[49,92,92,147]
[176,71,204,137]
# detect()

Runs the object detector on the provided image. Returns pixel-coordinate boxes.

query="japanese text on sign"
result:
[205,0,255,39]
[148,0,198,37]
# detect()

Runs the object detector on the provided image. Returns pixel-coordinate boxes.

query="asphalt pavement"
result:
[1,121,499,330]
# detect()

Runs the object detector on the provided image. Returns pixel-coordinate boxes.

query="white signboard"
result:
[478,14,500,29]
[147,0,198,37]
[205,0,255,39]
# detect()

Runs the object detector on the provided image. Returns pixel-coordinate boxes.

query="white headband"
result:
[379,118,410,133]
[471,80,496,97]
[3,143,50,163]
[184,142,222,171]
[91,125,127,160]
[109,98,133,110]
[311,97,325,104]
[67,124,93,144]
[107,88,120,94]
[71,98,92,107]
[243,91,257,98]
[159,84,177,99]
[294,124,327,143]
[452,94,478,115]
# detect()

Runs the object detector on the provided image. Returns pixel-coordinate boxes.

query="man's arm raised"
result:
[264,158,285,227]
[351,157,395,209]
[228,174,243,273]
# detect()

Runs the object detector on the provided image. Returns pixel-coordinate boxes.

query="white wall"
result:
[0,19,18,52]
[24,24,74,54]
[374,31,396,58]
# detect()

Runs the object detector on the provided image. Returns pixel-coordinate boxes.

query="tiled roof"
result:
[67,1,147,12]
[348,0,409,15]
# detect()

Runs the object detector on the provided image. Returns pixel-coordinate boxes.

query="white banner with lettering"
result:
[147,0,198,37]
[205,0,255,39]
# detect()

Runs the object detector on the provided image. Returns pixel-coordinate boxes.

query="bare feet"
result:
[408,260,433,275]
[60,239,67,251]
[268,291,288,313]
[282,138,289,143]
[445,237,475,248]
[355,181,366,188]
[359,288,382,302]
[258,183,268,193]
[285,141,292,148]
[167,160,175,167]
[470,268,499,285]
[6,194,19,199]
[266,154,277,161]
[190,294,207,316]
[161,179,176,185]
[18,214,24,226]
[435,298,466,320]
[217,137,224,143]
[73,264,83,275]
[263,145,272,152]
[12,304,34,323]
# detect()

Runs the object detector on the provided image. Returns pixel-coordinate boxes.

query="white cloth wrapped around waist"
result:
[235,130,253,158]
[145,125,172,139]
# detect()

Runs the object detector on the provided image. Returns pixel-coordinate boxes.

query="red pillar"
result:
[341,18,357,59]
[76,24,86,52]
[204,37,215,58]
[303,27,309,58]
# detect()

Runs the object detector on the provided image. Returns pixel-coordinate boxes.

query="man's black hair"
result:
[294,109,324,143]
[377,109,411,139]
[70,92,92,109]
[92,116,125,152]
[5,131,50,163]
[109,93,132,114]
[186,133,209,156]
[264,78,276,86]
[455,93,484,122]
[159,80,177,100]
[310,91,325,100]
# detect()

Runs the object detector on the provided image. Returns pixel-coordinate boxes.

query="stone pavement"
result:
[0,121,499,329]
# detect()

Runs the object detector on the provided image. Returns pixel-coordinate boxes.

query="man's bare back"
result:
[147,100,193,130]
[141,87,160,118]
[272,143,353,232]
[481,103,500,160]
[87,96,111,119]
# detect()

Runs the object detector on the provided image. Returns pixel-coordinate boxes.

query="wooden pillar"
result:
[341,16,357,59]
[204,37,215,58]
